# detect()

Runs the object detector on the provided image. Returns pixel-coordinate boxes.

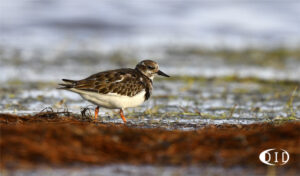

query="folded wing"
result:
[59,69,146,97]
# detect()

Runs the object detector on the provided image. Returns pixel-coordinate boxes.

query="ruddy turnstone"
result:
[58,60,170,123]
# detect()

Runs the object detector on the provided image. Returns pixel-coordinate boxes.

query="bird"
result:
[58,60,170,123]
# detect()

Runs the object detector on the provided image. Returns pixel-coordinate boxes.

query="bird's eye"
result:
[147,66,155,70]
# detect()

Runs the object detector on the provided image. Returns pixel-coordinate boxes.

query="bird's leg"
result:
[119,109,127,123]
[94,106,99,121]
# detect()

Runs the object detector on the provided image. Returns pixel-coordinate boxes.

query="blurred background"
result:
[1,1,300,175]
[1,0,300,81]
[1,0,300,125]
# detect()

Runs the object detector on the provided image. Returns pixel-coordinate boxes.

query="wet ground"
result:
[1,65,299,130]
[1,77,299,128]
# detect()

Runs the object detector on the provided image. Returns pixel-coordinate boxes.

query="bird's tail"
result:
[57,79,77,89]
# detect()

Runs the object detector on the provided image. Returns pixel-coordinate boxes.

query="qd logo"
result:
[259,149,289,166]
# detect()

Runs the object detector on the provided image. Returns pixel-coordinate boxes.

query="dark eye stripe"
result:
[147,66,155,69]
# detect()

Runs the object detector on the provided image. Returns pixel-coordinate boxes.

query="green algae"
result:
[166,47,300,67]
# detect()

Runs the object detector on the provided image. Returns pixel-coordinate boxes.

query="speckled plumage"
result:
[60,68,153,100]
[58,60,170,123]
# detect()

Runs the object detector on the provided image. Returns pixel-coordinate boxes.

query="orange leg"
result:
[94,106,99,121]
[119,109,127,123]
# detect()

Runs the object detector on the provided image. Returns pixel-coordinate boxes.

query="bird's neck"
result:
[135,68,153,82]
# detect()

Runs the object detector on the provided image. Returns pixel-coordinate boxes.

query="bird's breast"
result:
[71,88,146,109]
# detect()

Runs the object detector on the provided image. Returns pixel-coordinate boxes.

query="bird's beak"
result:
[157,70,170,77]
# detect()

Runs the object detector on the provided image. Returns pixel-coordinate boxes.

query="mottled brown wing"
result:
[73,69,145,96]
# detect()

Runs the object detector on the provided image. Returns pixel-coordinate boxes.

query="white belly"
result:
[70,88,146,109]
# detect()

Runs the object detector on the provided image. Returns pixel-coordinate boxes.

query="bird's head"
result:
[135,60,170,80]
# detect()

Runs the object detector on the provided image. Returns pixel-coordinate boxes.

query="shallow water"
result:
[2,164,287,176]
[2,0,300,50]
